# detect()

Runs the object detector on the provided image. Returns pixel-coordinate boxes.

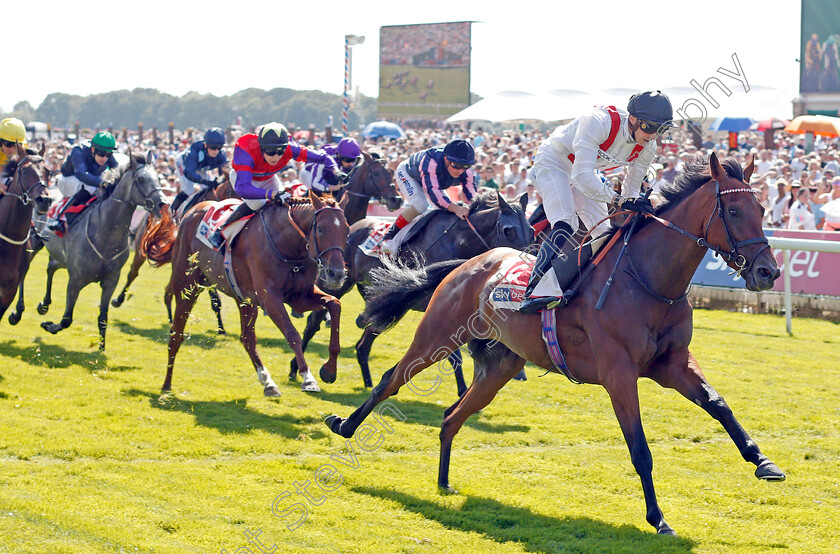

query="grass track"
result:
[0,250,838,553]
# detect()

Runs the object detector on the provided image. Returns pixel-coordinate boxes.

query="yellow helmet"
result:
[0,117,26,143]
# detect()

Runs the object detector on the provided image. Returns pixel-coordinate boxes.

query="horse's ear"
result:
[146,150,153,166]
[16,143,26,158]
[743,154,755,183]
[128,148,135,168]
[308,189,323,209]
[519,192,529,212]
[709,151,725,182]
[38,143,46,157]
[338,191,350,210]
[497,190,512,213]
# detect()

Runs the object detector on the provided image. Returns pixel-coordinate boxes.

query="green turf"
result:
[0,251,837,553]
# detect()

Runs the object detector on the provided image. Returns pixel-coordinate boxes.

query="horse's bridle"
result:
[261,204,346,272]
[647,179,770,278]
[110,164,163,211]
[4,155,47,207]
[342,156,392,201]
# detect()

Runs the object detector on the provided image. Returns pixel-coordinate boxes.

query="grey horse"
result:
[36,151,168,350]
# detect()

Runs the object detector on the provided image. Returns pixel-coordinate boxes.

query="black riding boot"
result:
[169,191,188,214]
[519,221,574,314]
[49,188,92,232]
[209,202,253,249]
[380,222,400,242]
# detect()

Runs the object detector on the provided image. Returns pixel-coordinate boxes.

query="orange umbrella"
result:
[784,115,840,137]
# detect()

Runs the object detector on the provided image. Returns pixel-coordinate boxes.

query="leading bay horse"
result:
[294,190,533,394]
[325,153,785,535]
[37,152,168,350]
[0,146,52,324]
[149,192,349,395]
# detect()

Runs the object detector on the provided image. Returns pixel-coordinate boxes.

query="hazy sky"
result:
[4,0,801,116]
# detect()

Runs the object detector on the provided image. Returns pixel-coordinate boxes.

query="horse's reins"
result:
[342,157,391,200]
[0,156,47,245]
[261,203,346,272]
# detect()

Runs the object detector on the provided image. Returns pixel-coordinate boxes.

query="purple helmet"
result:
[337,137,361,159]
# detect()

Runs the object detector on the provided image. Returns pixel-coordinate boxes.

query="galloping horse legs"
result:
[327,302,473,438]
[37,256,59,315]
[112,250,145,308]
[235,301,280,397]
[355,321,467,395]
[40,274,84,337]
[290,309,329,381]
[0,285,16,322]
[96,268,121,350]
[288,288,341,385]
[603,367,675,535]
[438,341,526,490]
[649,350,786,481]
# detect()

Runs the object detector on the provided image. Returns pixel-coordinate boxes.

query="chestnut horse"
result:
[151,192,349,395]
[110,169,237,334]
[0,146,52,324]
[326,154,785,535]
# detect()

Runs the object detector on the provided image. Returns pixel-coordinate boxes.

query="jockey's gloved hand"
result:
[271,190,291,204]
[620,196,655,215]
[336,171,349,185]
[211,176,226,189]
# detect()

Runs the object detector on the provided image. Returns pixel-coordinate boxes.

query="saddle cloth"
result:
[195,198,254,252]
[46,196,98,238]
[358,219,393,257]
[359,208,444,259]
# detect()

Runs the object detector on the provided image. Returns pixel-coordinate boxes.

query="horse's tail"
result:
[362,258,467,333]
[141,207,178,267]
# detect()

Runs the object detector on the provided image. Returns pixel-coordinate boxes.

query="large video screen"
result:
[800,0,840,93]
[378,22,471,120]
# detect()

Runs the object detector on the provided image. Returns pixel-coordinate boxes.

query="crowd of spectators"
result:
[18,120,840,232]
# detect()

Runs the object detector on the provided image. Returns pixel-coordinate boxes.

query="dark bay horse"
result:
[340,152,401,225]
[37,152,167,350]
[294,190,532,393]
[148,192,349,395]
[325,154,785,535]
[0,146,52,324]
[110,169,237,335]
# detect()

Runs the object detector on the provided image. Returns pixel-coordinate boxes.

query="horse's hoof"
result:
[217,328,226,336]
[513,369,527,381]
[355,314,368,329]
[301,381,321,393]
[438,484,459,495]
[325,415,342,434]
[320,366,337,384]
[111,297,123,308]
[8,312,20,326]
[41,321,60,334]
[755,460,786,481]
[657,525,677,536]
[36,303,49,315]
[263,385,282,397]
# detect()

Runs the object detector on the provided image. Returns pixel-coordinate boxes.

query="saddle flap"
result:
[195,199,253,251]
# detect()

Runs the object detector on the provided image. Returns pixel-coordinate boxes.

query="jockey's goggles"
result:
[0,139,16,148]
[448,160,473,170]
[261,147,285,157]
[638,120,670,135]
[338,156,357,164]
[93,148,111,158]
[206,145,222,151]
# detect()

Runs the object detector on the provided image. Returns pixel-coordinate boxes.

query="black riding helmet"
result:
[258,123,290,151]
[627,91,674,133]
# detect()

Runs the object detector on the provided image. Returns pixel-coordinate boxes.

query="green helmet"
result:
[92,131,117,152]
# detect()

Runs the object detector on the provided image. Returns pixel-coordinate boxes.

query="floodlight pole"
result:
[343,34,365,136]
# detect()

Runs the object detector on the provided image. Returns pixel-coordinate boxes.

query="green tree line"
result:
[2,87,379,132]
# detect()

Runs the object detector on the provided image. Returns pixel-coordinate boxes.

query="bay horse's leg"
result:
[447,349,468,397]
[9,242,34,325]
[290,309,328,381]
[649,350,785,481]
[438,341,526,490]
[604,370,675,535]
[236,301,281,397]
[8,281,24,325]
[164,284,174,324]
[111,250,145,308]
[289,287,341,386]
[259,290,321,393]
[326,299,474,438]
[0,286,16,321]
[37,256,59,315]
[354,326,377,388]
[162,259,202,393]
[96,268,121,350]
[41,277,84,335]
[208,287,226,335]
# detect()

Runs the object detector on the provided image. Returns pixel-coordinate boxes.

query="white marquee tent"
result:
[447,85,794,125]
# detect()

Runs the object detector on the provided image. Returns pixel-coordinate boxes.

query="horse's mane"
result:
[655,155,744,215]
[110,152,149,183]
